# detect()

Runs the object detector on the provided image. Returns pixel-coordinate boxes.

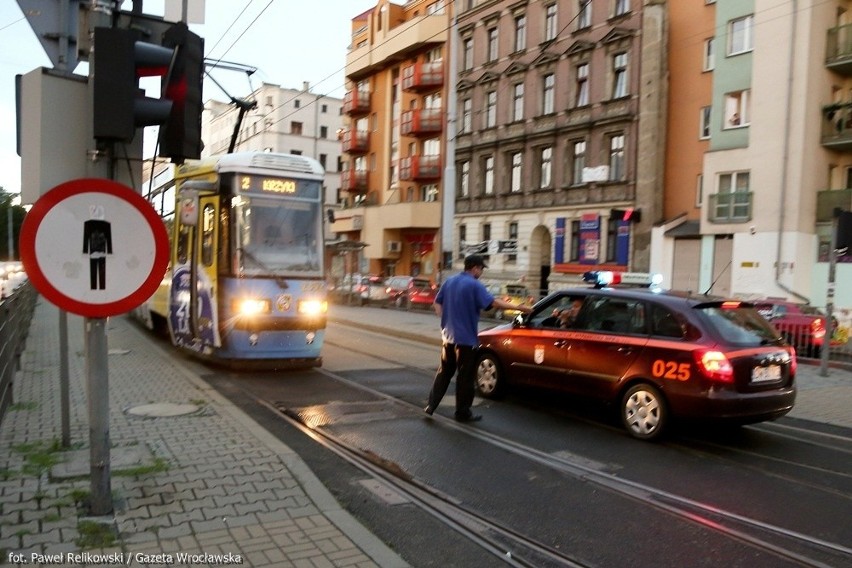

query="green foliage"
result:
[0,186,26,260]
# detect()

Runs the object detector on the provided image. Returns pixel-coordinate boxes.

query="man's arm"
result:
[491,297,532,314]
[433,301,442,317]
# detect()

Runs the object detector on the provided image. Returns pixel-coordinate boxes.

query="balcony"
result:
[401,61,444,92]
[708,191,752,223]
[399,155,441,182]
[341,129,369,154]
[346,12,449,79]
[826,23,852,75]
[341,169,369,193]
[817,188,852,222]
[822,102,852,151]
[400,108,443,137]
[343,89,371,116]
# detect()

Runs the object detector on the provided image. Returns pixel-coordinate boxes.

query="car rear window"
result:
[696,303,780,346]
[506,285,528,296]
[412,279,431,289]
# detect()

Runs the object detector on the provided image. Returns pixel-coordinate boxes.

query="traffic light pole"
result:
[821,212,839,377]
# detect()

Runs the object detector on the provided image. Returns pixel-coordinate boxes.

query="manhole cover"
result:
[126,403,201,417]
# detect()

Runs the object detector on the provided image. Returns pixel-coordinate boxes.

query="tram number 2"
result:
[651,360,690,381]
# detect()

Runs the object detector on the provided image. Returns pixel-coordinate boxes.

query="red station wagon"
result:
[475,272,797,441]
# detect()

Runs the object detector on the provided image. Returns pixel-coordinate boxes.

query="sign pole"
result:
[86,317,112,515]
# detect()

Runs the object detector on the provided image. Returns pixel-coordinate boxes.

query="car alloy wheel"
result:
[475,354,503,398]
[621,383,667,441]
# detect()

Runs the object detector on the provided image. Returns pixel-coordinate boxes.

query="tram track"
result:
[317,330,852,566]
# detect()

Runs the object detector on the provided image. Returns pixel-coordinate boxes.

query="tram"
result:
[136,152,328,367]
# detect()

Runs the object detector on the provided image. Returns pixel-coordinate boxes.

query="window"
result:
[462,38,473,70]
[485,91,497,128]
[460,160,470,197]
[703,38,715,71]
[700,106,711,139]
[512,83,525,121]
[612,52,628,98]
[294,99,301,108]
[572,140,586,185]
[514,14,527,52]
[605,217,618,262]
[576,63,589,106]
[291,121,303,135]
[724,89,750,128]
[201,204,215,266]
[321,104,328,113]
[570,220,581,261]
[507,222,519,262]
[422,184,438,202]
[614,0,630,17]
[484,156,495,195]
[696,174,704,207]
[319,154,327,169]
[320,126,328,138]
[487,27,499,62]
[540,146,553,188]
[482,223,492,262]
[510,152,523,193]
[577,0,591,29]
[461,98,472,134]
[714,171,751,221]
[542,73,555,114]
[459,224,467,258]
[545,4,558,41]
[609,134,625,181]
[728,15,754,55]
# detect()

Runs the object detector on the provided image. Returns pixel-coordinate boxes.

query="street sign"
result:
[16,0,81,71]
[20,178,169,318]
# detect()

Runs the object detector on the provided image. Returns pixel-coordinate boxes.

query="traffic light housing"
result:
[837,209,852,253]
[158,22,204,163]
[93,27,175,141]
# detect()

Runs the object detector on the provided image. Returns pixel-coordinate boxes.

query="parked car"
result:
[484,282,536,320]
[385,276,437,309]
[335,274,389,305]
[475,272,797,441]
[753,299,838,357]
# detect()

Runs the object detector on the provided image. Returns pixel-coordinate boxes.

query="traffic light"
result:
[158,22,205,163]
[93,27,175,141]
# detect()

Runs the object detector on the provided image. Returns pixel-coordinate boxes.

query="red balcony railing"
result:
[341,129,369,154]
[341,169,369,192]
[343,89,371,116]
[400,108,443,137]
[401,61,444,92]
[399,155,441,181]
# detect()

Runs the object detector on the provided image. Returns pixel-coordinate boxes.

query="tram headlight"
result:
[234,298,271,316]
[298,299,328,317]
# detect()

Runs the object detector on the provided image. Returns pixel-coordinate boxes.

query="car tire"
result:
[620,383,667,441]
[475,352,504,399]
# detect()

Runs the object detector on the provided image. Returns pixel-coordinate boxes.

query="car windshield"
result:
[506,285,528,297]
[698,304,781,345]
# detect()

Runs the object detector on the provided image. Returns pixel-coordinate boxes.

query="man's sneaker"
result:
[424,405,435,416]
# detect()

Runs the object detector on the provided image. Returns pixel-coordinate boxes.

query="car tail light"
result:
[811,318,826,340]
[693,350,734,383]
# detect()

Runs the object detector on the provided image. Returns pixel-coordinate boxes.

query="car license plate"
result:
[752,365,781,383]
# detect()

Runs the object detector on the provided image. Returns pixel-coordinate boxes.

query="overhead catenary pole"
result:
[821,211,840,377]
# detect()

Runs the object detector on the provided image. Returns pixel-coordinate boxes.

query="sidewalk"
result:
[1,298,408,567]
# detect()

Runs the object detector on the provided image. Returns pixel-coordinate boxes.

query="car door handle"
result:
[613,345,633,353]
[554,340,570,348]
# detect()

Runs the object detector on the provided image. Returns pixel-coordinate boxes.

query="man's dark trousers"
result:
[428,342,477,417]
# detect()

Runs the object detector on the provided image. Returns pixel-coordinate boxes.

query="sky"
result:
[0,0,377,200]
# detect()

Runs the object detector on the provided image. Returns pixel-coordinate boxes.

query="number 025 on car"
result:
[752,365,781,383]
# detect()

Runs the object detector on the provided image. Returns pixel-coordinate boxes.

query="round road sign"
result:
[20,178,169,318]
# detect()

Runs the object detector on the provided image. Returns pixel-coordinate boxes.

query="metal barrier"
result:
[0,281,38,426]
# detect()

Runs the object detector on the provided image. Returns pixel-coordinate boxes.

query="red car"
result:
[753,299,837,358]
[385,276,437,310]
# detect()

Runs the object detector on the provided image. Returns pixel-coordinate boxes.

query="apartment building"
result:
[454,0,667,295]
[653,0,852,309]
[332,0,450,282]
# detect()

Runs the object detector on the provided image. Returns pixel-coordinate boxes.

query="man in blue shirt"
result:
[425,255,532,422]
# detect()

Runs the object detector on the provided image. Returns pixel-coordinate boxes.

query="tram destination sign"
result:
[238,175,320,198]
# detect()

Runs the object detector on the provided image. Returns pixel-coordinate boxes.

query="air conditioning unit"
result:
[387,241,402,253]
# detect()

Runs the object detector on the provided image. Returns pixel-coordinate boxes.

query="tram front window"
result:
[235,196,322,277]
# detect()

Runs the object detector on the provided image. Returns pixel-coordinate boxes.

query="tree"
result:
[0,187,27,261]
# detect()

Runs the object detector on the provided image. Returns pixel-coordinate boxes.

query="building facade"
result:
[332,0,450,283]
[454,0,667,295]
[652,0,852,310]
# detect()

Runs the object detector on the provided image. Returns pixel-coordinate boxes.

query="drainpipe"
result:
[776,0,809,303]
